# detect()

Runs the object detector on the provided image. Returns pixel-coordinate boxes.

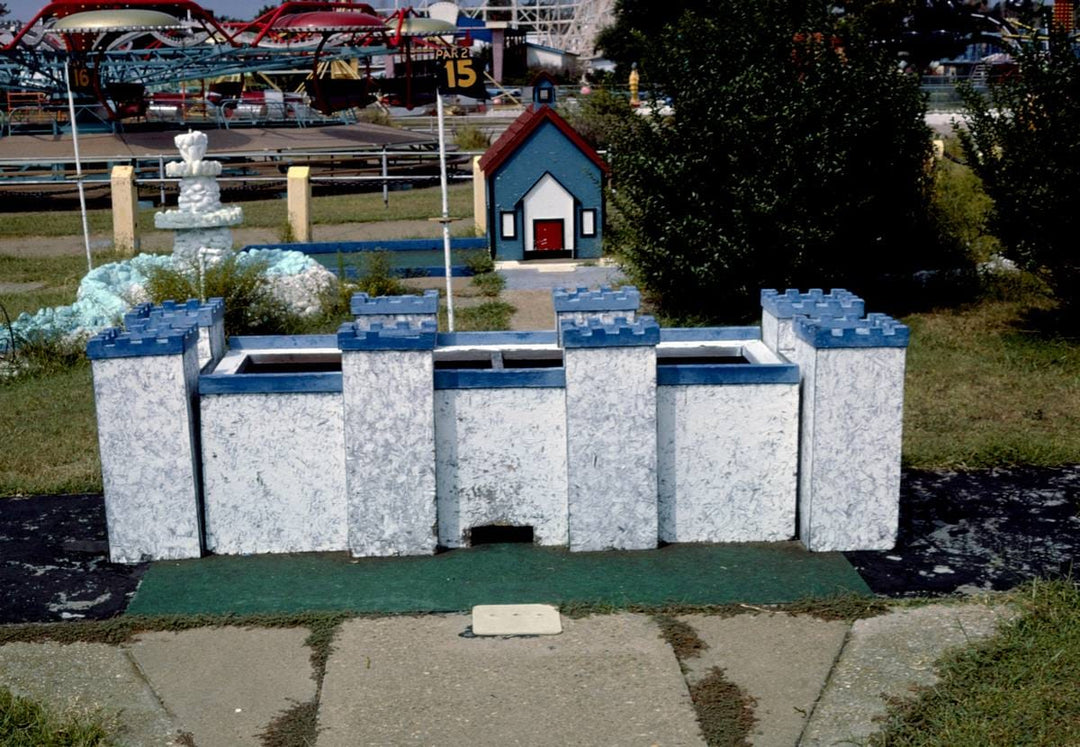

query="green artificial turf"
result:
[127,542,870,616]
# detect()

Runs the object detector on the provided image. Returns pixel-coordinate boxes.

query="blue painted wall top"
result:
[125,297,224,329]
[561,317,661,348]
[337,320,438,351]
[760,288,864,319]
[552,286,641,313]
[794,313,910,348]
[351,290,439,316]
[87,324,199,360]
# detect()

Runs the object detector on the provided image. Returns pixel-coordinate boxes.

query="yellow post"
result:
[472,156,486,237]
[287,166,312,243]
[629,63,640,108]
[110,165,139,255]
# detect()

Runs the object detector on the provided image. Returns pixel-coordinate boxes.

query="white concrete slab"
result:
[472,604,562,636]
[126,627,316,747]
[318,613,705,746]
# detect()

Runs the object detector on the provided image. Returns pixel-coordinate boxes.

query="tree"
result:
[607,1,944,322]
[959,30,1080,317]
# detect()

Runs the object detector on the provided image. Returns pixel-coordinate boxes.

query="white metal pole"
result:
[64,63,93,273]
[436,91,454,331]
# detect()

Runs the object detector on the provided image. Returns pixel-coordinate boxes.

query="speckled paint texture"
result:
[435,387,568,547]
[796,340,906,551]
[564,346,658,551]
[91,346,202,563]
[761,310,793,359]
[342,350,437,557]
[353,314,438,330]
[201,392,346,554]
[657,383,799,543]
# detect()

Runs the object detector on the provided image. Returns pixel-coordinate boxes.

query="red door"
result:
[533,220,564,251]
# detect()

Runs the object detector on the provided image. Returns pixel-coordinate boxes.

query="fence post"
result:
[287,165,312,243]
[472,155,486,237]
[110,164,140,255]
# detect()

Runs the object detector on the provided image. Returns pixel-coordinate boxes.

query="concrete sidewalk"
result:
[0,600,1014,747]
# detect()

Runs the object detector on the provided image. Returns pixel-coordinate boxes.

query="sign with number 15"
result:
[435,47,489,99]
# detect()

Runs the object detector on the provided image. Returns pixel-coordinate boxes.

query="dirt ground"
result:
[401,277,553,331]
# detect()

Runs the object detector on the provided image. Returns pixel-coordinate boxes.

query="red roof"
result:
[477,105,610,177]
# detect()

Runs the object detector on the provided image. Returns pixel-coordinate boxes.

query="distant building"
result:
[477,105,608,261]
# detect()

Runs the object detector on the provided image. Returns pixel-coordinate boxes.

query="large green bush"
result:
[607,1,954,322]
[959,31,1080,318]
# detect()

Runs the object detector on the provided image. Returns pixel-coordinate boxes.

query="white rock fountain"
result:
[154,130,243,266]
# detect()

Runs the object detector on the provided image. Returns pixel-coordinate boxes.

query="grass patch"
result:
[0,686,114,746]
[780,593,890,622]
[901,294,1080,469]
[0,252,131,319]
[446,300,516,331]
[257,700,319,747]
[688,668,758,747]
[0,362,100,496]
[0,185,474,239]
[652,614,709,662]
[873,579,1080,746]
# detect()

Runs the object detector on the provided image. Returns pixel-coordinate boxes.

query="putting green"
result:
[127,542,871,616]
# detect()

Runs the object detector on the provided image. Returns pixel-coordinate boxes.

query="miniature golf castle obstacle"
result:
[86,286,909,563]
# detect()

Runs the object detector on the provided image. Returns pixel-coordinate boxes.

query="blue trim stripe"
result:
[86,325,198,360]
[435,368,566,390]
[657,363,800,386]
[660,327,761,342]
[437,330,557,346]
[243,238,489,255]
[200,372,343,394]
[229,335,339,350]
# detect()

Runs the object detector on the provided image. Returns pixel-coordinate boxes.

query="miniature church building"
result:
[477,105,609,261]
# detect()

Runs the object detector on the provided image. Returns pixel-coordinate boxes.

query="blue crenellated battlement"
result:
[552,286,641,313]
[350,290,439,316]
[760,288,864,319]
[86,324,198,359]
[125,298,225,329]
[793,314,910,348]
[560,316,660,348]
[337,320,438,350]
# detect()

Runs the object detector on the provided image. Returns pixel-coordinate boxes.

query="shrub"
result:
[959,30,1080,318]
[471,271,505,298]
[353,251,406,297]
[608,1,949,323]
[464,251,495,276]
[144,255,298,337]
[454,124,490,152]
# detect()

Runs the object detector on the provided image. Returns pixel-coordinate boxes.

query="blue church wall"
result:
[488,122,604,261]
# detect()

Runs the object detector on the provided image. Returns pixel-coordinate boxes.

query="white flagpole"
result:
[64,63,93,273]
[436,90,454,331]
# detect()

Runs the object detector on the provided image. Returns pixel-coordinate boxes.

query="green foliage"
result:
[609,1,952,323]
[353,251,406,297]
[277,220,296,244]
[470,271,505,298]
[144,256,299,337]
[874,580,1080,746]
[354,107,395,128]
[454,124,491,152]
[0,686,114,746]
[928,154,1000,266]
[463,251,495,275]
[449,300,515,331]
[959,31,1080,318]
[558,88,634,150]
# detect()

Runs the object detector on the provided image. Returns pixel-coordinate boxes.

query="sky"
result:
[3,0,425,23]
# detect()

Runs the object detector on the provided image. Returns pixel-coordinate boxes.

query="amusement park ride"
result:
[0,0,500,126]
